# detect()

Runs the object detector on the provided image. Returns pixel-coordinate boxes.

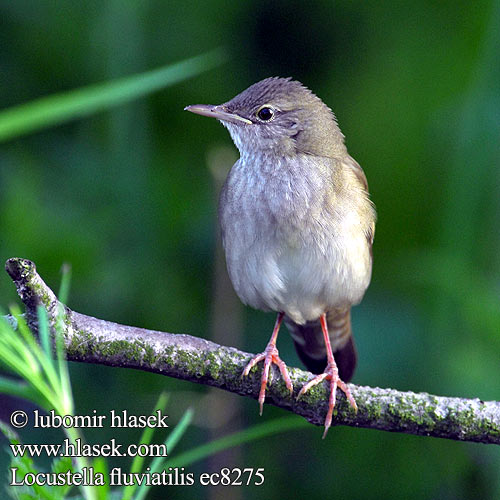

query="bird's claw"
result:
[242,344,293,415]
[297,362,357,439]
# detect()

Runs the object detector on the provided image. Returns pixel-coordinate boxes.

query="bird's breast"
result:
[219,155,372,323]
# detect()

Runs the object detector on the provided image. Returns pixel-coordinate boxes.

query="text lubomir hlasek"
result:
[32,409,169,429]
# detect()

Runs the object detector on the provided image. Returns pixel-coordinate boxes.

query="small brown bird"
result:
[186,77,375,437]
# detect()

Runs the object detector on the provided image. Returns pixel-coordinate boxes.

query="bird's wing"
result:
[340,155,376,249]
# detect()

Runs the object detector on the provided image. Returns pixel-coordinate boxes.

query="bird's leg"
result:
[297,313,357,438]
[241,311,293,415]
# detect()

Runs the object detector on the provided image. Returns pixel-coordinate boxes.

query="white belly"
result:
[221,205,371,324]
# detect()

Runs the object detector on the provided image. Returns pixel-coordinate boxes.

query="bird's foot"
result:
[242,343,293,415]
[297,362,357,439]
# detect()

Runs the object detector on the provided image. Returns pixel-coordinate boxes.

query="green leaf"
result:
[122,392,170,500]
[133,408,193,500]
[169,416,306,469]
[0,48,227,142]
[162,407,194,455]
[2,424,55,500]
[0,376,41,404]
[37,306,53,365]
[92,457,109,500]
[57,263,72,307]
[50,456,74,499]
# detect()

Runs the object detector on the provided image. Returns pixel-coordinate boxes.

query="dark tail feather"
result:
[285,308,357,381]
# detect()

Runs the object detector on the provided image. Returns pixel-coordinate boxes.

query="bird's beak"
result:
[184,104,252,125]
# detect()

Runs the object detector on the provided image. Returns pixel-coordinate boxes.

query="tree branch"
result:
[4,257,500,445]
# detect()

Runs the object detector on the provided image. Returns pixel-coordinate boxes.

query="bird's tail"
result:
[285,307,357,381]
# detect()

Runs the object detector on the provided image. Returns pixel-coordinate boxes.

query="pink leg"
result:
[242,312,293,415]
[297,313,357,438]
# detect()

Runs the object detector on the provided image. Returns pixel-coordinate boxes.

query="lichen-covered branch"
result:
[4,257,500,445]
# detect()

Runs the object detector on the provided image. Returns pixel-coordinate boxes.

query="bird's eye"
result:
[256,106,275,122]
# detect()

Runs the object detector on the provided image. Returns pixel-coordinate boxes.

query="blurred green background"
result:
[1,1,499,499]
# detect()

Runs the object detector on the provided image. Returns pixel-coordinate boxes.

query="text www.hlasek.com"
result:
[10,439,166,458]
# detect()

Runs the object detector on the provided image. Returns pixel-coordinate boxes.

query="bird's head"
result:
[185,77,346,158]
